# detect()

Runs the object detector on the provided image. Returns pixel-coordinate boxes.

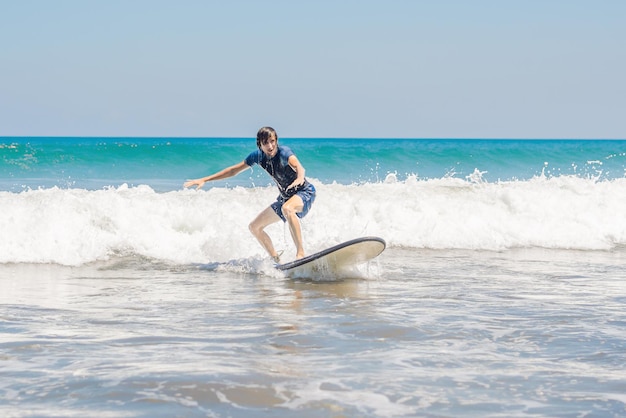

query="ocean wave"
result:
[1,176,625,266]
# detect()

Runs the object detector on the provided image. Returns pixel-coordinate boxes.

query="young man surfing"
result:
[183,127,316,262]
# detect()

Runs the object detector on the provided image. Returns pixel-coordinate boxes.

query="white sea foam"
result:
[1,176,625,266]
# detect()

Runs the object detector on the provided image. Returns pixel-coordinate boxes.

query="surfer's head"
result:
[256,126,278,148]
[256,126,279,157]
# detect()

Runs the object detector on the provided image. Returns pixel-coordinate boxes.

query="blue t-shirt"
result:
[244,146,310,199]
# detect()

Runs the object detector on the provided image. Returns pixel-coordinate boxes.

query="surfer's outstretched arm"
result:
[183,161,249,190]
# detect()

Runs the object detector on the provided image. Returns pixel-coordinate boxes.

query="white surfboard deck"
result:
[276,236,385,279]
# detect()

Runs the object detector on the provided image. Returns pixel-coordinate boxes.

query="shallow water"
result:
[2,248,625,417]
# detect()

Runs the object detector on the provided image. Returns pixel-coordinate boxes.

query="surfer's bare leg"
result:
[282,195,305,259]
[249,207,282,261]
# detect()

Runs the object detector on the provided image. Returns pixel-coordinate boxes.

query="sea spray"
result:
[1,176,625,266]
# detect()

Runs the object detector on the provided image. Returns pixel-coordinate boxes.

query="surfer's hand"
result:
[184,179,205,190]
[287,178,304,191]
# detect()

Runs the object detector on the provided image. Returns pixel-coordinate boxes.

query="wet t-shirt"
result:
[244,146,310,199]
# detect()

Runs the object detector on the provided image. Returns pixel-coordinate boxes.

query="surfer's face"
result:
[259,136,278,158]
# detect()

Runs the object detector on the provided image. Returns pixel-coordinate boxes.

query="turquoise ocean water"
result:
[2,137,625,192]
[2,137,626,416]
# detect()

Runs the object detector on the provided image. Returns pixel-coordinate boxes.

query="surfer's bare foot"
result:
[271,250,284,264]
[295,252,305,260]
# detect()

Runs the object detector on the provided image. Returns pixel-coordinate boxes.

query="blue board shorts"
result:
[271,183,316,222]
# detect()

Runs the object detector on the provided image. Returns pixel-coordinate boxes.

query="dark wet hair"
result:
[256,126,278,148]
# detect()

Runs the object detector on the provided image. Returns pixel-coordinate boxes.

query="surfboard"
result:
[276,236,386,278]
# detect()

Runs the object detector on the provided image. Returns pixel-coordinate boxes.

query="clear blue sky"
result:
[1,0,624,138]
